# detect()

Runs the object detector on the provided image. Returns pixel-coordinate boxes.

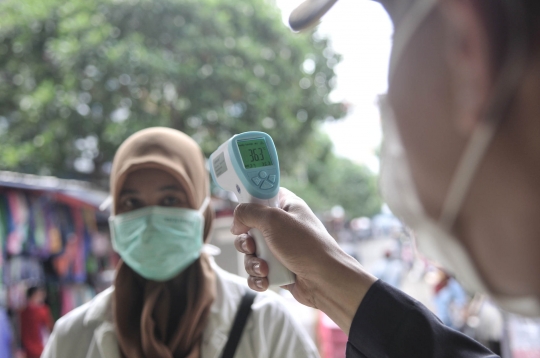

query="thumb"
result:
[231,202,274,235]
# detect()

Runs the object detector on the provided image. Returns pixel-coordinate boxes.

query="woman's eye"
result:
[121,198,142,210]
[162,196,179,206]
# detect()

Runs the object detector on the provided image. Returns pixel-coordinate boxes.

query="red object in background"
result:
[318,311,348,358]
[20,304,53,358]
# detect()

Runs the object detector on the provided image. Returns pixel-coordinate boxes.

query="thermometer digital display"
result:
[237,138,273,169]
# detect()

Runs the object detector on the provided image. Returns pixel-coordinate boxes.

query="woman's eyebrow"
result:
[119,189,138,196]
[159,185,184,192]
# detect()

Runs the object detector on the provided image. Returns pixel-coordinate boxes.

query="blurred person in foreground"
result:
[20,286,53,358]
[43,128,318,358]
[232,0,540,356]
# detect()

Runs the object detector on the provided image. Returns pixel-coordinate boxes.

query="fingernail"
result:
[241,240,249,253]
[255,278,263,289]
[253,263,261,275]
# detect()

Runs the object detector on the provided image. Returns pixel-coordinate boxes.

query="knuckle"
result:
[235,235,247,251]
[234,203,249,218]
[245,255,257,267]
[265,207,282,222]
[244,255,257,272]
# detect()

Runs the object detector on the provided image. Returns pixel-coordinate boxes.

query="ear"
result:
[441,0,492,135]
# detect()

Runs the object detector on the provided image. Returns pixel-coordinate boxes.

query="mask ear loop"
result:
[198,196,211,215]
[202,244,221,256]
[99,196,113,212]
[199,196,217,257]
[439,0,529,228]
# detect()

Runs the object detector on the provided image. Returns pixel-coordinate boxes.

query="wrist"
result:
[312,250,377,335]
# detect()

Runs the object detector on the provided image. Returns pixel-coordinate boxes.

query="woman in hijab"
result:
[42,128,319,358]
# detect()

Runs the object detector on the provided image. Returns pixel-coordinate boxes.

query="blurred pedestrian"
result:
[0,304,13,358]
[371,249,405,288]
[463,296,503,355]
[433,271,468,330]
[20,286,53,358]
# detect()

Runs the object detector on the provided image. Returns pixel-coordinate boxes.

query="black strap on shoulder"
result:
[220,290,257,358]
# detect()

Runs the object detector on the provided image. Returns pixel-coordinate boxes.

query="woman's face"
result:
[117,168,190,214]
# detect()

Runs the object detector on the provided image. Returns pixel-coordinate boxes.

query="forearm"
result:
[312,251,377,335]
[345,280,498,357]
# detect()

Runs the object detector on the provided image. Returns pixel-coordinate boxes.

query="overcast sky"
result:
[275,0,393,173]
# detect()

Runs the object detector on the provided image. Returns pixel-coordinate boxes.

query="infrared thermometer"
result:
[210,131,295,286]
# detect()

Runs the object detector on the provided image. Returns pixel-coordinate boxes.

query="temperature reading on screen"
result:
[248,148,265,162]
[237,138,273,169]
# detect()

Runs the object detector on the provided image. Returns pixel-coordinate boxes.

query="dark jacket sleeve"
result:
[346,280,499,358]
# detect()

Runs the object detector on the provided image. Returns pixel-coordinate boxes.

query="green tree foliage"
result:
[281,132,382,218]
[0,0,344,182]
[0,0,381,217]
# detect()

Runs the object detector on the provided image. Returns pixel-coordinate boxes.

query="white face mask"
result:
[379,0,540,316]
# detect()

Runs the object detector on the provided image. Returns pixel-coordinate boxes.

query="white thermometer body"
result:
[209,132,295,286]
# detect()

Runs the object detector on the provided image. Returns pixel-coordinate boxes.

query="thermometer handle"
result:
[249,227,295,286]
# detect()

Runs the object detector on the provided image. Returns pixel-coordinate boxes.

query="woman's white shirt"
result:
[42,260,320,358]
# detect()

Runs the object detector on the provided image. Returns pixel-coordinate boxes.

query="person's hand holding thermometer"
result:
[209,131,295,286]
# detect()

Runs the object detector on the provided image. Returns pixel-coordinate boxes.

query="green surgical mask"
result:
[109,197,210,281]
